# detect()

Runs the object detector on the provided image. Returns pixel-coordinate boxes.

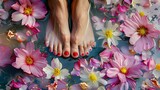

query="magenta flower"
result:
[120,12,160,53]
[107,52,143,89]
[12,42,47,77]
[11,0,47,27]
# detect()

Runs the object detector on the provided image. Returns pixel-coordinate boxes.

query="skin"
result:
[46,0,95,58]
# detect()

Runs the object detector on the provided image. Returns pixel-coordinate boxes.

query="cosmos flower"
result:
[43,58,70,80]
[12,42,47,77]
[80,68,107,88]
[107,52,143,89]
[97,21,122,47]
[11,0,47,27]
[120,12,160,53]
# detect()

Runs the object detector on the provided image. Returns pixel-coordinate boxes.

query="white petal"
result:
[43,65,53,79]
[99,79,108,85]
[153,70,160,78]
[60,69,70,78]
[113,31,122,36]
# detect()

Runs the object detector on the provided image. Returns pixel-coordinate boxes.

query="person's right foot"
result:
[71,0,95,58]
[45,0,70,57]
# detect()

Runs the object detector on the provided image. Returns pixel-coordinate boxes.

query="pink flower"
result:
[107,52,143,89]
[12,42,47,77]
[0,45,12,67]
[11,0,47,27]
[120,12,160,53]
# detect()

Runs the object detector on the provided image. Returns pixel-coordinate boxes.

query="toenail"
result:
[73,52,78,57]
[64,51,69,56]
[90,48,92,51]
[53,52,57,55]
[86,52,89,55]
[57,53,61,56]
[81,53,84,56]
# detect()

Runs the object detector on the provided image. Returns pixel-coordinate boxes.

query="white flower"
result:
[43,58,70,80]
[152,58,160,78]
[80,68,107,88]
[96,21,122,47]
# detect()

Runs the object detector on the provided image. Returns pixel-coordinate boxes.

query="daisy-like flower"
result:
[80,68,107,88]
[120,12,160,53]
[97,21,122,47]
[11,0,47,27]
[152,55,160,78]
[43,58,70,80]
[107,52,143,84]
[12,42,47,77]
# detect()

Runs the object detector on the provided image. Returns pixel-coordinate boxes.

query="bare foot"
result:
[45,0,70,57]
[71,0,95,58]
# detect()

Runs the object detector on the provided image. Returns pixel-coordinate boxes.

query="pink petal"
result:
[21,64,31,74]
[14,48,27,57]
[25,42,34,53]
[107,68,119,78]
[12,11,24,21]
[30,66,43,77]
[25,16,35,27]
[114,52,125,66]
[11,2,20,10]
[32,6,47,19]
[129,32,140,45]
[118,73,126,83]
[22,15,28,25]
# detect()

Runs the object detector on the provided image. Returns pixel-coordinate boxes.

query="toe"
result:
[83,42,89,56]
[49,38,54,52]
[79,44,85,56]
[71,43,79,58]
[57,42,62,56]
[63,42,70,57]
[53,43,58,55]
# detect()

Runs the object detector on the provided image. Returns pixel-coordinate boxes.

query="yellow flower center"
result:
[24,7,33,15]
[53,68,61,76]
[120,67,127,74]
[105,29,113,39]
[139,11,145,17]
[137,26,148,36]
[155,64,160,71]
[25,56,34,65]
[89,72,98,83]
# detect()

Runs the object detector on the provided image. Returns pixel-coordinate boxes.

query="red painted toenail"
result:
[81,53,84,56]
[73,52,78,57]
[86,52,89,55]
[64,51,69,56]
[57,53,61,56]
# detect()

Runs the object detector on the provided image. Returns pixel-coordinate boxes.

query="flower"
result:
[47,80,68,90]
[0,45,12,67]
[80,68,107,88]
[120,12,160,53]
[12,42,47,77]
[43,58,70,80]
[107,52,143,89]
[11,0,47,27]
[97,21,122,47]
[92,16,105,30]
